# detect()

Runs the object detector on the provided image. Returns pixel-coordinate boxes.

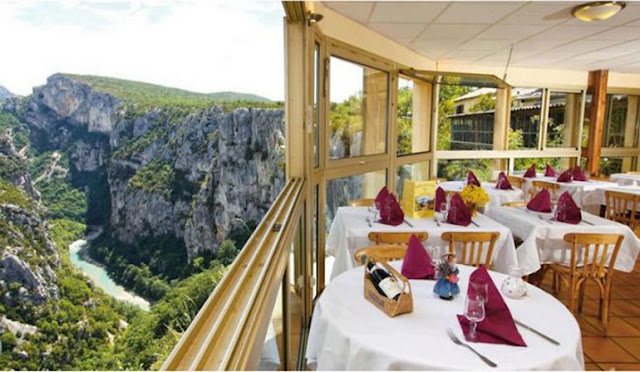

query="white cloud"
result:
[0,0,285,100]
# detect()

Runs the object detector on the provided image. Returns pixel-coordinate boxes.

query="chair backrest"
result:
[441,231,500,268]
[531,180,560,198]
[354,245,407,265]
[502,201,526,207]
[605,190,640,229]
[367,232,429,245]
[507,175,525,189]
[562,233,624,279]
[590,175,610,182]
[349,198,375,207]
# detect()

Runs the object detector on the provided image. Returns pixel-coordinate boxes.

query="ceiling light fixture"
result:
[572,1,626,22]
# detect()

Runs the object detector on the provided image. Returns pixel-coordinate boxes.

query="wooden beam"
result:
[586,70,608,176]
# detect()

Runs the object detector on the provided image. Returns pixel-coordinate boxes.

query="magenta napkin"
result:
[555,191,581,224]
[375,186,389,210]
[457,267,527,346]
[523,164,536,178]
[467,171,481,187]
[379,193,404,226]
[401,235,435,280]
[435,187,446,212]
[527,189,552,213]
[495,172,512,190]
[447,194,472,226]
[573,166,588,182]
[544,164,557,177]
[557,169,572,183]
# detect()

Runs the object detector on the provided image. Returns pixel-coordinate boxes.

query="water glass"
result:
[464,295,486,341]
[470,279,489,303]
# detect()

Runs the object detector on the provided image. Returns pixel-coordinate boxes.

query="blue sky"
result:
[0,0,285,100]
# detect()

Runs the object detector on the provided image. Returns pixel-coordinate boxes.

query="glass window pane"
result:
[603,95,640,148]
[436,159,495,181]
[314,43,320,167]
[600,157,636,175]
[397,77,431,156]
[396,161,430,199]
[257,280,284,371]
[510,88,542,150]
[329,56,388,159]
[547,92,581,148]
[582,94,592,148]
[513,157,573,173]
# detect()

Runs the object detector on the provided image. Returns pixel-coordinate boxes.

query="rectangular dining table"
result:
[610,173,640,186]
[326,206,519,280]
[521,176,618,213]
[486,206,640,274]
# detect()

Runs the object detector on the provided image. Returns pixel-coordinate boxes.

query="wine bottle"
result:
[366,262,402,300]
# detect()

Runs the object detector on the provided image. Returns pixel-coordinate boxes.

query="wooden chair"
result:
[507,175,525,189]
[502,201,526,207]
[367,232,429,245]
[605,190,640,229]
[531,180,560,199]
[354,245,407,265]
[441,232,500,268]
[349,198,375,207]
[590,175,610,182]
[548,233,624,335]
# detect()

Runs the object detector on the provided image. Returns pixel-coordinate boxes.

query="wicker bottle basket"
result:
[363,256,413,317]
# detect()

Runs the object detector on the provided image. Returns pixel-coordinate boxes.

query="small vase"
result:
[501,267,528,299]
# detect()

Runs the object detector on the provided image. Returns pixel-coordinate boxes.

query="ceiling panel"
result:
[322,1,640,74]
[369,2,449,23]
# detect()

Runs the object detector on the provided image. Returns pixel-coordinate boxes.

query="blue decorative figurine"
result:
[433,253,460,300]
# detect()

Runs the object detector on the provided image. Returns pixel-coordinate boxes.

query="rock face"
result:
[0,131,39,200]
[0,85,14,101]
[5,74,285,260]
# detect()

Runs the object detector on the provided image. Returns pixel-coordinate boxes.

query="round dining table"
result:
[306,261,584,370]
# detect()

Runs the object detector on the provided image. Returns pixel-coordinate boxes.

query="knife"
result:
[514,319,560,346]
[404,219,414,227]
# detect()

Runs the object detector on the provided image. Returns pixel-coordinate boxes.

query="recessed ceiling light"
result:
[572,1,626,22]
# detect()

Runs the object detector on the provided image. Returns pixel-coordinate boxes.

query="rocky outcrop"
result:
[0,131,39,200]
[6,74,285,260]
[0,86,14,101]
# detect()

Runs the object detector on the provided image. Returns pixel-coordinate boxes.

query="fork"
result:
[446,328,497,368]
[365,216,373,228]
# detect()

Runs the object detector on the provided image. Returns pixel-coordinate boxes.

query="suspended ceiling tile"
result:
[475,25,545,41]
[368,23,426,41]
[369,2,450,24]
[433,1,524,24]
[457,39,513,51]
[417,24,487,40]
[527,25,610,41]
[585,26,640,41]
[554,39,621,53]
[324,1,376,24]
[499,2,574,26]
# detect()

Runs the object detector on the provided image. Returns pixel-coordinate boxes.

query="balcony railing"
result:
[162,177,306,370]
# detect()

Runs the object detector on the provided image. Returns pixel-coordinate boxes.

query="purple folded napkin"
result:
[557,169,572,183]
[523,164,536,178]
[435,187,446,212]
[401,235,435,280]
[527,189,553,213]
[573,166,588,182]
[555,191,581,224]
[457,267,527,346]
[447,194,472,226]
[467,171,481,187]
[379,193,404,226]
[495,172,512,190]
[375,186,389,210]
[544,164,557,177]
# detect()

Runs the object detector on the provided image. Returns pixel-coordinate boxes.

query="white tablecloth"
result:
[610,173,640,186]
[522,176,618,212]
[327,207,520,279]
[438,181,525,211]
[486,206,640,273]
[582,185,640,210]
[306,261,584,371]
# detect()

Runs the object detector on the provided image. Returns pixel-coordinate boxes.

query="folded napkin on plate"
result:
[573,166,588,181]
[557,169,572,183]
[447,194,472,227]
[401,235,435,280]
[375,186,389,210]
[523,164,536,178]
[379,193,404,226]
[435,187,446,212]
[555,191,581,224]
[527,189,552,213]
[495,172,512,190]
[544,164,557,177]
[467,171,481,187]
[457,267,527,346]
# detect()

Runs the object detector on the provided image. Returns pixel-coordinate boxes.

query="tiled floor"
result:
[539,261,640,370]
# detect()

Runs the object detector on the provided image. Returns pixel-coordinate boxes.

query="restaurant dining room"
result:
[161,1,640,371]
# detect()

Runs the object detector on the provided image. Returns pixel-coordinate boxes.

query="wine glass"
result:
[470,279,489,304]
[439,202,448,222]
[464,295,486,341]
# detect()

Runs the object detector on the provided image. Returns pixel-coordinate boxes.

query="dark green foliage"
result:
[36,178,88,222]
[216,239,238,266]
[0,179,37,210]
[0,111,30,150]
[127,160,175,199]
